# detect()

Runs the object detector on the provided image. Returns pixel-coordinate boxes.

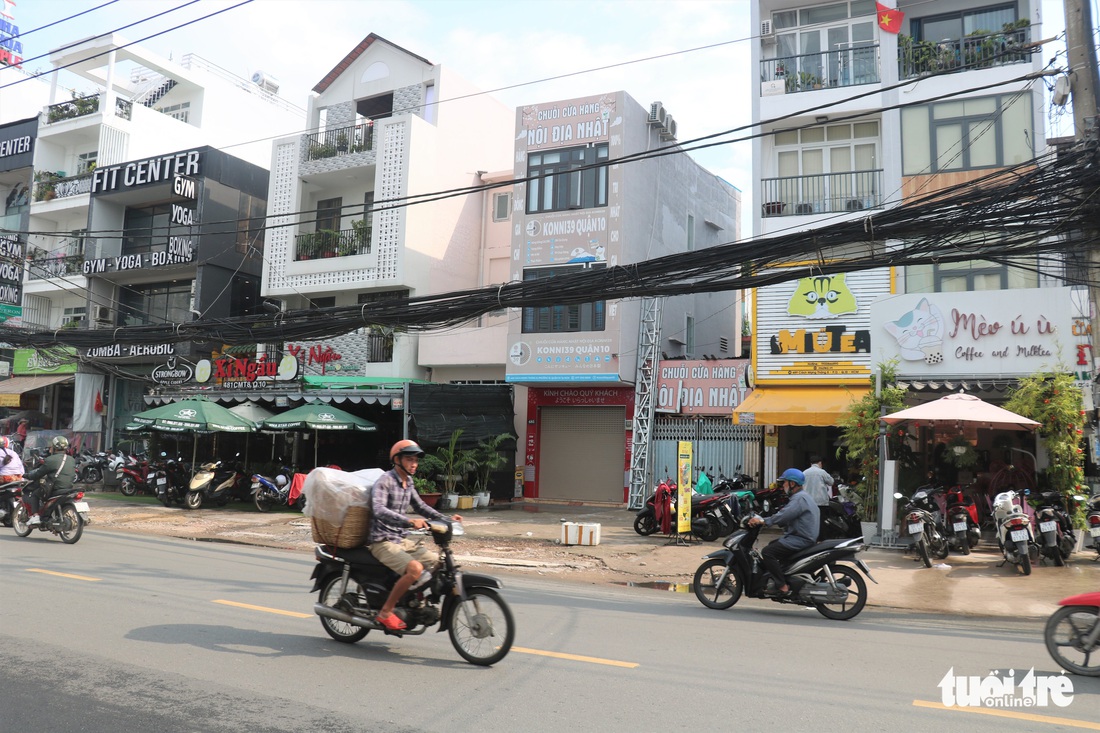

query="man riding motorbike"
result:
[0,436,24,483]
[748,468,820,596]
[367,440,463,631]
[23,435,76,526]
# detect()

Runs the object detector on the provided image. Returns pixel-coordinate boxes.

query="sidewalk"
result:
[460,502,1100,618]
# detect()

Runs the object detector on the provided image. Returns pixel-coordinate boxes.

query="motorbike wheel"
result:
[318,576,370,643]
[1017,541,1032,576]
[692,558,742,609]
[633,510,658,536]
[695,516,720,542]
[956,532,970,556]
[254,492,272,513]
[120,477,138,497]
[82,467,103,485]
[184,491,204,510]
[1045,605,1100,677]
[12,504,32,537]
[814,564,868,621]
[916,536,932,568]
[159,494,172,508]
[448,587,515,666]
[294,495,307,512]
[57,505,83,544]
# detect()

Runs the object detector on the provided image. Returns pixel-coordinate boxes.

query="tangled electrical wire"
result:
[2,142,1098,352]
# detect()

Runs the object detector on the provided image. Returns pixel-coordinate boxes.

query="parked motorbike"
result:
[310,520,515,665]
[11,485,90,544]
[150,453,188,507]
[692,513,876,620]
[0,478,28,527]
[185,457,247,509]
[753,484,790,517]
[1045,591,1100,676]
[1032,490,1082,567]
[1087,491,1100,557]
[992,489,1037,575]
[895,487,950,567]
[819,496,862,541]
[634,478,736,539]
[944,485,981,554]
[252,465,298,512]
[118,452,154,497]
[691,492,740,542]
[74,450,109,485]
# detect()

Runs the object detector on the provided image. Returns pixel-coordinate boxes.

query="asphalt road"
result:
[2,527,1097,733]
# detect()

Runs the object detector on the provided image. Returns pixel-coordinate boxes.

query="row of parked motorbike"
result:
[633,468,864,543]
[895,483,1100,574]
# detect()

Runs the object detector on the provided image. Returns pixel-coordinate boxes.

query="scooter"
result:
[992,489,1037,575]
[152,453,188,507]
[692,513,877,620]
[819,496,862,541]
[1045,592,1100,676]
[118,452,154,497]
[252,464,298,512]
[1087,491,1100,558]
[691,492,740,542]
[185,457,247,509]
[944,485,981,554]
[1032,490,1083,567]
[0,478,28,527]
[895,487,950,568]
[11,485,90,544]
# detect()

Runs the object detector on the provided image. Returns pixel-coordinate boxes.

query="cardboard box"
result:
[456,495,475,510]
[561,522,601,546]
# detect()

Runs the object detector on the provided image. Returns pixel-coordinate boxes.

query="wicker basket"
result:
[311,505,372,548]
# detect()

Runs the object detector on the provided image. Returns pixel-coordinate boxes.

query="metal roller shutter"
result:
[538,406,625,502]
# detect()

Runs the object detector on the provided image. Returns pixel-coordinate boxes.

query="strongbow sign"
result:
[151,356,194,386]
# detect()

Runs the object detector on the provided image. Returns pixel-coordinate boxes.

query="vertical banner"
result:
[677,441,692,534]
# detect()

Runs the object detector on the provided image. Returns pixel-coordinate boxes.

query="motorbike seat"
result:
[322,545,386,568]
[787,538,850,562]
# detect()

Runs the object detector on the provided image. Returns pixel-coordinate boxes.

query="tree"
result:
[472,433,513,494]
[433,429,477,494]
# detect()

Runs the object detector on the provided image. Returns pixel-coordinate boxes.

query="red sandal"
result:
[377,613,406,631]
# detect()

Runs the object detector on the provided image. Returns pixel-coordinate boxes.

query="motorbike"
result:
[1044,591,1100,676]
[118,452,154,497]
[895,487,950,567]
[0,478,28,527]
[819,496,862,541]
[753,484,790,517]
[74,450,109,485]
[634,478,737,538]
[252,465,299,512]
[691,492,740,542]
[310,520,515,666]
[185,457,248,509]
[1087,491,1100,557]
[1032,490,1082,567]
[944,485,981,554]
[992,489,1037,575]
[692,513,876,620]
[11,484,90,544]
[152,453,188,507]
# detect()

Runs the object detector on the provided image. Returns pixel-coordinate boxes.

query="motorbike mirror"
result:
[161,451,167,457]
[893,492,904,499]
[1073,495,1086,501]
[1024,488,1030,495]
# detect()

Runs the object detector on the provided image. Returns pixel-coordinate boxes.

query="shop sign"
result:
[91,150,201,194]
[287,343,342,374]
[83,237,194,274]
[14,347,77,374]
[0,7,24,68]
[0,135,30,158]
[85,343,175,359]
[656,359,752,415]
[755,268,891,384]
[194,353,298,389]
[506,333,621,383]
[869,286,1083,378]
[151,356,194,386]
[0,233,23,308]
[0,117,37,172]
[173,174,198,202]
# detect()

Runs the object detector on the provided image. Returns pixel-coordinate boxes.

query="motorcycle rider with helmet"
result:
[368,439,463,631]
[0,436,24,483]
[23,435,76,526]
[748,468,820,596]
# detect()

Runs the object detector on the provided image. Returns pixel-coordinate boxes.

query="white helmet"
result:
[275,474,288,487]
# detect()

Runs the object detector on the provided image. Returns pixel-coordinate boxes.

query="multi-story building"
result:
[507,92,743,503]
[0,34,304,444]
[740,2,1074,508]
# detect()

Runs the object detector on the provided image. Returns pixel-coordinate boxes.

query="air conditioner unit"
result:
[93,305,112,323]
[648,101,667,126]
[660,115,677,141]
[760,20,776,42]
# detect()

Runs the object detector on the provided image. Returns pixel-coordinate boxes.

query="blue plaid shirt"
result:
[368,468,447,544]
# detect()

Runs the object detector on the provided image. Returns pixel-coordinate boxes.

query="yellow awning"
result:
[733,385,868,427]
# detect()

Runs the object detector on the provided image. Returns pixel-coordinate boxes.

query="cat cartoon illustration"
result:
[884,298,945,364]
[786,274,857,319]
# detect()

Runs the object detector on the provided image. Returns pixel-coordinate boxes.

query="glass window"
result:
[526,143,609,214]
[118,280,193,326]
[521,263,606,333]
[905,257,1038,293]
[316,197,342,232]
[493,192,511,222]
[903,93,1033,174]
[913,4,1017,42]
[122,203,190,256]
[236,192,266,255]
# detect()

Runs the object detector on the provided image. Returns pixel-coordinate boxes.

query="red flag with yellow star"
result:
[877,2,904,34]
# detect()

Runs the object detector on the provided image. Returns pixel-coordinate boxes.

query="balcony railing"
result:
[760,169,883,218]
[303,122,374,162]
[32,171,92,202]
[761,44,879,93]
[294,225,371,260]
[899,27,1033,79]
[44,93,133,123]
[27,254,84,280]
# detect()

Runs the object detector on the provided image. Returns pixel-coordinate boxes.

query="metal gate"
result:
[652,417,763,488]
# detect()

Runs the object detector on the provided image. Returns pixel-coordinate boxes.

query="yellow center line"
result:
[913,699,1100,730]
[27,568,101,582]
[512,646,638,668]
[212,599,313,618]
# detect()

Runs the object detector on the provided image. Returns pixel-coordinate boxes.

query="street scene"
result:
[2,0,1100,730]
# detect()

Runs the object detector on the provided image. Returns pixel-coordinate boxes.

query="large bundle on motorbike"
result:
[302,467,384,548]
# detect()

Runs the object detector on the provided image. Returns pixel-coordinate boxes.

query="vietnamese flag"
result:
[877,2,904,34]
[94,390,103,414]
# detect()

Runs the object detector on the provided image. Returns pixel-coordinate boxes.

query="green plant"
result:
[413,476,437,494]
[942,434,980,470]
[433,429,477,494]
[472,432,513,493]
[308,142,336,159]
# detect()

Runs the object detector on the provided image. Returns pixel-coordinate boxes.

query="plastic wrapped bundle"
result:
[302,467,385,547]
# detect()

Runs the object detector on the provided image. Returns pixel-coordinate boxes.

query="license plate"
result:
[1010,529,1028,542]
[1090,527,1100,537]
[953,521,968,532]
[908,523,923,535]
[115,471,123,478]
[1039,521,1057,533]
[147,474,156,481]
[157,478,167,485]
[73,501,89,513]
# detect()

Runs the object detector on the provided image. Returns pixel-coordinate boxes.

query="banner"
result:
[677,441,693,534]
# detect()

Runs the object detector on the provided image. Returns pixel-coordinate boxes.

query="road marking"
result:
[913,700,1100,729]
[212,600,313,618]
[27,568,101,582]
[512,646,638,668]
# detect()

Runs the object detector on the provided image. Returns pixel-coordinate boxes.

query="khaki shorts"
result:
[369,536,439,576]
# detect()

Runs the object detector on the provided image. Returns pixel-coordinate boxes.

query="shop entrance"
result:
[538,406,625,502]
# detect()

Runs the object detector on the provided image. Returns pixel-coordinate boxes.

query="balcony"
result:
[27,254,84,280]
[760,169,883,218]
[303,122,374,162]
[294,225,371,260]
[44,93,132,124]
[762,44,879,94]
[32,171,93,202]
[898,26,1033,79]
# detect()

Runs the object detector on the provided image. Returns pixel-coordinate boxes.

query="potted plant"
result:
[472,432,513,507]
[318,229,339,257]
[943,434,980,471]
[432,430,477,509]
[417,453,451,508]
[413,476,441,507]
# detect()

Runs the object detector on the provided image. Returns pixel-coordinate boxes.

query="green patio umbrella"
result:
[131,399,256,471]
[260,402,377,466]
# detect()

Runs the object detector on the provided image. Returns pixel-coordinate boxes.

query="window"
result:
[357,92,394,121]
[77,151,97,175]
[901,93,1033,174]
[122,203,191,256]
[118,280,193,326]
[316,197,342,232]
[308,296,335,310]
[526,143,609,214]
[685,315,696,357]
[522,263,606,333]
[772,1,877,88]
[912,4,1016,43]
[156,101,191,123]
[906,256,1038,293]
[62,306,86,327]
[772,121,879,210]
[236,192,266,255]
[493,192,511,222]
[686,213,695,251]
